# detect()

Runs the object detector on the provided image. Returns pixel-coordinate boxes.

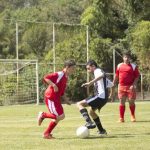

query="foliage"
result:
[0,0,150,104]
[89,37,113,72]
[129,21,150,71]
[81,0,128,39]
[45,31,88,101]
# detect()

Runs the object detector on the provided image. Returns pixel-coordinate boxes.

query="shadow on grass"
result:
[135,120,150,123]
[85,135,118,139]
[56,135,133,140]
[56,132,150,140]
[114,132,150,136]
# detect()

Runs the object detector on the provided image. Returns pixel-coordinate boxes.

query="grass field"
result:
[0,102,150,150]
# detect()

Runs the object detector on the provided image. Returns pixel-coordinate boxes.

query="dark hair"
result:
[86,60,98,67]
[123,52,131,58]
[64,60,76,67]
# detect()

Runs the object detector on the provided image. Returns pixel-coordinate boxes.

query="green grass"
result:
[0,102,150,150]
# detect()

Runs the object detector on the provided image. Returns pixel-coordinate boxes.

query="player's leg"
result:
[43,99,64,139]
[118,97,126,122]
[118,86,127,122]
[88,98,107,135]
[128,88,136,122]
[43,114,65,139]
[38,97,57,126]
[89,107,107,135]
[76,98,96,129]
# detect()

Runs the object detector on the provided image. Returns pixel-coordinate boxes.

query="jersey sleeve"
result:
[43,72,58,84]
[106,78,114,88]
[94,68,104,78]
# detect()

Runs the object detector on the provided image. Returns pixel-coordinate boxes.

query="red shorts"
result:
[44,96,64,116]
[118,85,136,100]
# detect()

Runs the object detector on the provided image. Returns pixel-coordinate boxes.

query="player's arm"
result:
[43,73,58,92]
[81,73,104,87]
[113,64,120,86]
[107,79,114,100]
[113,75,119,86]
[110,75,118,100]
[130,67,140,89]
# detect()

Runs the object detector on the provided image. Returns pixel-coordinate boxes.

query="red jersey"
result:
[115,63,140,86]
[43,71,68,101]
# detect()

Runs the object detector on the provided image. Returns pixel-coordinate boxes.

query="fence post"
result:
[53,23,56,72]
[141,73,144,100]
[86,25,90,95]
[36,60,39,105]
[113,49,116,79]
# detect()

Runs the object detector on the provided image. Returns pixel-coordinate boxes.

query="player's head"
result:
[64,60,76,75]
[86,60,98,73]
[123,52,131,64]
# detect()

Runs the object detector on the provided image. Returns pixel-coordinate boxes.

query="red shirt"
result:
[43,71,68,101]
[116,63,140,86]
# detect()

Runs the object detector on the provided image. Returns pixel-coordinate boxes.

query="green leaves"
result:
[129,21,150,70]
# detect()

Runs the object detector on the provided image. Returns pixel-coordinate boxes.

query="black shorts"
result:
[85,95,107,110]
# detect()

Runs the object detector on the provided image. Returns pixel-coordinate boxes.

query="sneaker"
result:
[131,115,136,122]
[38,112,44,126]
[118,118,125,123]
[85,122,96,129]
[43,134,55,139]
[98,129,107,136]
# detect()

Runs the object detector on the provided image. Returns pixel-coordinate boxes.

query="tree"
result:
[81,0,128,39]
[129,21,150,71]
[124,0,150,24]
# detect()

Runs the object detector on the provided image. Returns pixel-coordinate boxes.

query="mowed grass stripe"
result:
[0,102,150,150]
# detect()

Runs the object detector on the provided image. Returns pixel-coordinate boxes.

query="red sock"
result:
[119,104,125,119]
[129,104,135,117]
[44,121,57,136]
[42,112,56,119]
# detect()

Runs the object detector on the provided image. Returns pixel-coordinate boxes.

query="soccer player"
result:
[77,60,113,135]
[38,60,76,139]
[113,52,140,122]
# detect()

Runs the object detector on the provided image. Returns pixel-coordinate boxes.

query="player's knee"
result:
[76,101,81,108]
[57,114,65,122]
[120,99,125,105]
[129,100,135,105]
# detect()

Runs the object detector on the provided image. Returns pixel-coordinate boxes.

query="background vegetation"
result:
[0,0,149,104]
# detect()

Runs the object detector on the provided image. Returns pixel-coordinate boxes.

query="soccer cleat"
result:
[118,118,125,123]
[131,116,136,122]
[85,122,96,129]
[43,134,55,139]
[38,112,44,126]
[98,129,107,136]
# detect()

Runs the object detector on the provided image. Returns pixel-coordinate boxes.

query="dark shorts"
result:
[85,95,107,110]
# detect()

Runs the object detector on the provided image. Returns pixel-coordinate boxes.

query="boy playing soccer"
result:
[113,52,140,122]
[77,60,113,135]
[38,60,76,139]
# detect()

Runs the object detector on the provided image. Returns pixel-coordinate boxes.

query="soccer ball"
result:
[76,126,89,138]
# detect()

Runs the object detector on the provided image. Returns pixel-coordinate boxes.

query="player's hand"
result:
[81,82,91,87]
[53,84,58,92]
[129,85,136,91]
[108,94,113,99]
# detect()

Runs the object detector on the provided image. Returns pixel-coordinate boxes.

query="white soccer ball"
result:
[76,126,90,138]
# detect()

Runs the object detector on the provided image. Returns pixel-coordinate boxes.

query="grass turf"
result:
[0,102,150,150]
